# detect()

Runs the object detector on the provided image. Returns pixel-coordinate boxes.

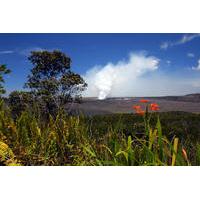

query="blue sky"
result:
[1,33,200,97]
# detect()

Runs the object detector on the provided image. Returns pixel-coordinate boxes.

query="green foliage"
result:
[0,64,11,95]
[8,91,35,118]
[25,50,87,115]
[195,143,200,165]
[0,99,197,166]
[0,141,21,166]
[84,112,200,142]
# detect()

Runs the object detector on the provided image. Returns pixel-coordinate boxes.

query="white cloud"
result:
[192,59,200,71]
[187,53,195,58]
[83,52,160,99]
[160,34,200,50]
[0,50,14,54]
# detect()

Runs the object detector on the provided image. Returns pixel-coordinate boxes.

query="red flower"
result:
[133,105,145,116]
[133,105,142,110]
[150,103,160,111]
[133,105,145,115]
[139,99,150,103]
[136,109,145,116]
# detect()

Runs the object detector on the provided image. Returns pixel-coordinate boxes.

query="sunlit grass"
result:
[0,99,191,166]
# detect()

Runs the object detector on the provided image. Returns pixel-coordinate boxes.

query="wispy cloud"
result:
[160,34,200,50]
[19,47,59,56]
[0,50,14,54]
[192,59,200,71]
[187,52,195,58]
[166,60,171,65]
[160,42,170,50]
[19,47,45,56]
[179,34,200,44]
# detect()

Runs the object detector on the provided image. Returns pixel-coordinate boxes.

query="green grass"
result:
[0,100,197,166]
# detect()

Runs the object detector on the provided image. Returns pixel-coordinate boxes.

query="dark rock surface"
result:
[68,94,200,115]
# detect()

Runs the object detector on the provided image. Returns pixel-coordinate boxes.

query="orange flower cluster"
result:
[132,99,160,116]
[132,105,145,116]
[133,105,141,110]
[150,103,159,111]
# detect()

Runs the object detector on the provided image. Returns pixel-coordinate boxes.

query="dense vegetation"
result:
[1,99,200,166]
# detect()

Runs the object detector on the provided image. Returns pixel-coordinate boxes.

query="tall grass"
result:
[0,100,190,166]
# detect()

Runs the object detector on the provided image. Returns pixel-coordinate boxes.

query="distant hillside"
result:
[154,93,200,102]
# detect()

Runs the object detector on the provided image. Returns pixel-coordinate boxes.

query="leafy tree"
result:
[0,64,11,95]
[8,91,34,118]
[25,50,87,114]
[59,71,87,104]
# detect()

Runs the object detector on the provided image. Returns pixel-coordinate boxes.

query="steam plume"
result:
[83,52,160,99]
